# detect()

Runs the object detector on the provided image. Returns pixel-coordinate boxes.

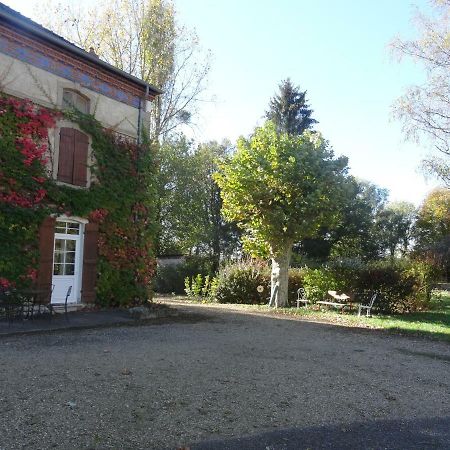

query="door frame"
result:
[51,216,87,304]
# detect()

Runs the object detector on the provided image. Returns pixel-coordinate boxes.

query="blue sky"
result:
[4,0,441,205]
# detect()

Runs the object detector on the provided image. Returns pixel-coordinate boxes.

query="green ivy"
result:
[0,96,158,306]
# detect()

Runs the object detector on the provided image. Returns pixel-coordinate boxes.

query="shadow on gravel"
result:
[0,309,210,338]
[186,416,450,450]
[214,306,450,343]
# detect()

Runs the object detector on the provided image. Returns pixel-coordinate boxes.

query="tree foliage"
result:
[294,178,389,262]
[158,137,239,268]
[391,0,450,185]
[295,182,418,263]
[375,201,416,258]
[414,188,450,279]
[215,122,348,306]
[34,0,211,141]
[328,179,389,260]
[266,78,317,135]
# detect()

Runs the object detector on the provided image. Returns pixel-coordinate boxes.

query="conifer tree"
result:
[266,78,317,135]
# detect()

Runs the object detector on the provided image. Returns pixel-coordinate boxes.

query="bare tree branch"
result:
[390,0,450,184]
[33,0,211,142]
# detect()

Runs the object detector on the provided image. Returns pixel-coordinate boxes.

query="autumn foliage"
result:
[0,95,157,305]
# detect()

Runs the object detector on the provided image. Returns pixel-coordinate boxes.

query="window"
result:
[53,238,76,275]
[55,221,80,235]
[62,89,90,114]
[53,221,80,276]
[57,127,89,186]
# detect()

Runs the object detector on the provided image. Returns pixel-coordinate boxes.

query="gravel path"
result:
[0,302,449,449]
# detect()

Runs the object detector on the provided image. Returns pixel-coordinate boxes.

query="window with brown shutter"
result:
[57,127,89,186]
[73,130,89,186]
[58,128,75,183]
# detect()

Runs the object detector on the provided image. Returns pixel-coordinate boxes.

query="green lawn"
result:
[160,291,450,342]
[263,290,450,342]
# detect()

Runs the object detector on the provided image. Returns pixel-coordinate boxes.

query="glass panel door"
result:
[51,219,83,304]
[53,238,76,276]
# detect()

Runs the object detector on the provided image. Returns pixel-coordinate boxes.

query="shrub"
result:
[301,267,341,302]
[153,256,215,294]
[212,259,270,304]
[184,274,213,299]
[182,257,437,313]
[300,258,437,313]
[212,262,305,305]
[327,258,365,289]
[354,259,437,313]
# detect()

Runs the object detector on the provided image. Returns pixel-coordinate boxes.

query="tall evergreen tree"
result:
[266,78,317,135]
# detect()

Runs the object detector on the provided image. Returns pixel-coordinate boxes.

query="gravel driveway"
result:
[0,302,449,449]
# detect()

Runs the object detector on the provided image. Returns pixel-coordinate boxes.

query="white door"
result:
[51,220,83,304]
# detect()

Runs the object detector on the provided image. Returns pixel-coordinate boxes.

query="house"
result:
[0,3,161,305]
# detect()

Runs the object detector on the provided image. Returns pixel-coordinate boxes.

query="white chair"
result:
[296,288,309,308]
[358,292,377,317]
[49,286,72,321]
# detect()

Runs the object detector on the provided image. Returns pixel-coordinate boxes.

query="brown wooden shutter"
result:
[73,130,89,186]
[81,222,99,303]
[37,217,55,297]
[58,128,75,183]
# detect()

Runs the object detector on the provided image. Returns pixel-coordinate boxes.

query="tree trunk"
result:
[269,242,292,308]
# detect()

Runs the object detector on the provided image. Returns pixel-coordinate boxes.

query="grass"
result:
[258,290,450,342]
[159,291,450,342]
[367,291,450,341]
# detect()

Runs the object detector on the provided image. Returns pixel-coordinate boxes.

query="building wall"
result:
[0,10,157,305]
[0,52,141,138]
[157,256,186,267]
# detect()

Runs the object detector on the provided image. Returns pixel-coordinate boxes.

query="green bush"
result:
[212,262,305,305]
[302,258,438,313]
[302,268,336,302]
[153,256,215,294]
[184,274,212,298]
[212,259,270,304]
[354,259,437,313]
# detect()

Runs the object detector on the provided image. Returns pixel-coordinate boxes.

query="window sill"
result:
[54,180,89,190]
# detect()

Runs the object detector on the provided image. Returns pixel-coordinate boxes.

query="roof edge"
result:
[0,3,163,97]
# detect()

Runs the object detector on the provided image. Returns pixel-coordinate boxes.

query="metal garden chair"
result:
[48,285,72,321]
[358,292,378,317]
[296,288,309,308]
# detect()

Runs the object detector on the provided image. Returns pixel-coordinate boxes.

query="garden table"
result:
[17,288,52,319]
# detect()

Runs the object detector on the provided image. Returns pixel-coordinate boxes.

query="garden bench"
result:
[316,290,354,312]
[316,300,348,310]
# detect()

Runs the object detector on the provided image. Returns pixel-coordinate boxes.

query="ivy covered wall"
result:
[0,95,158,306]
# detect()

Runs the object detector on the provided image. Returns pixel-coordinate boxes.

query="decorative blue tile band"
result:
[0,34,141,109]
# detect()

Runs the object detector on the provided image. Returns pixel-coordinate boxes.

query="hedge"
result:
[206,258,438,313]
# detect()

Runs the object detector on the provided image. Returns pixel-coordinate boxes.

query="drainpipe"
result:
[137,85,150,146]
[137,98,142,146]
